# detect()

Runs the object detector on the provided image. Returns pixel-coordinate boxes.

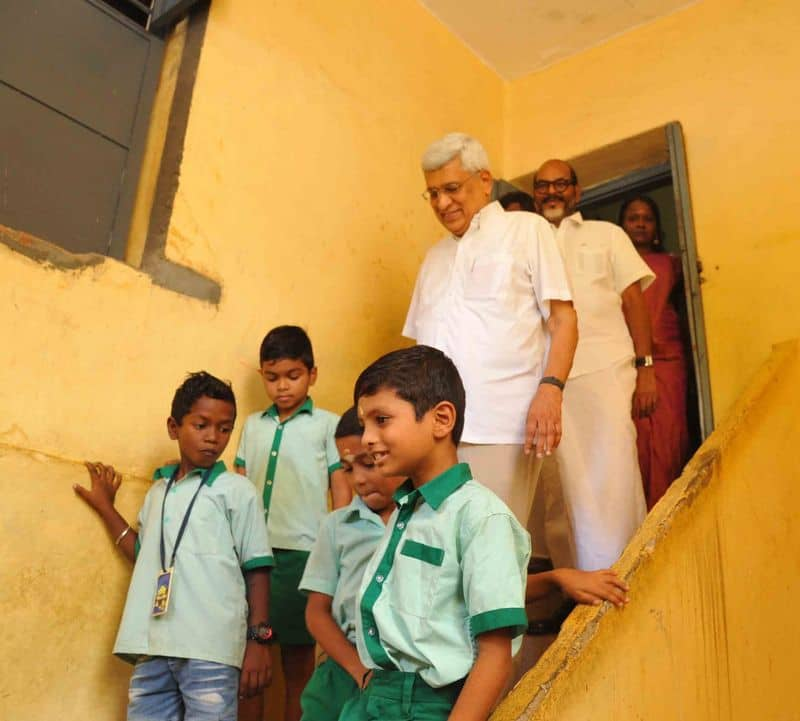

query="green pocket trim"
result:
[400,539,445,566]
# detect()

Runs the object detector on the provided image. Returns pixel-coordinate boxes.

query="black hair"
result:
[335,406,363,438]
[499,191,535,212]
[171,371,236,424]
[353,345,465,445]
[617,194,664,248]
[259,325,314,369]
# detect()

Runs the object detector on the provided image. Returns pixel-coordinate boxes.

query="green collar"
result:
[262,396,314,421]
[343,495,385,524]
[393,462,472,510]
[153,460,226,486]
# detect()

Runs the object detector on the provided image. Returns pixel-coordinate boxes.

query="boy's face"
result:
[357,388,438,480]
[335,435,403,514]
[167,395,236,469]
[260,358,317,417]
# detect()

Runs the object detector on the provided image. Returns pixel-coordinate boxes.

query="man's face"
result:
[423,158,492,237]
[533,160,581,226]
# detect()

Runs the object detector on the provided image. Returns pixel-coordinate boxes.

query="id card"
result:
[152,567,174,617]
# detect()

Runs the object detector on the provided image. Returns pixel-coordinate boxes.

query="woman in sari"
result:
[619,196,689,509]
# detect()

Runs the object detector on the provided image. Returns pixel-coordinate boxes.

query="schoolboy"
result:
[298,407,406,721]
[234,325,350,721]
[73,371,274,721]
[345,345,530,721]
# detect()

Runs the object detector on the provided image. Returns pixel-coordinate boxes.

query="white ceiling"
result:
[417,0,699,79]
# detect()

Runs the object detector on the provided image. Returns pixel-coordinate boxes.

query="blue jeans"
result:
[128,656,239,721]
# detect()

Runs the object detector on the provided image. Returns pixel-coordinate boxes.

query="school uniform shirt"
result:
[553,212,654,378]
[299,495,386,644]
[235,398,341,551]
[355,463,530,688]
[114,461,274,668]
[402,201,572,445]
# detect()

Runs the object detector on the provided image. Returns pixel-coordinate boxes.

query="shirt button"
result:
[368,628,376,636]
[277,425,283,430]
[376,575,384,583]
[266,480,273,486]
[397,522,405,530]
[271,451,277,457]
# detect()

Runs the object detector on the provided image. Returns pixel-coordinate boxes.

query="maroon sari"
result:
[635,252,690,509]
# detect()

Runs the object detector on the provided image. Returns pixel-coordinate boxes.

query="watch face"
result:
[249,623,273,642]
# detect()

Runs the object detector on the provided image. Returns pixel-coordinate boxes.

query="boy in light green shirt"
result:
[347,345,530,721]
[74,372,274,721]
[235,325,350,721]
[298,407,406,721]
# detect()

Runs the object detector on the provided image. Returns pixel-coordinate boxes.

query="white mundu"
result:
[550,212,654,570]
[403,200,572,521]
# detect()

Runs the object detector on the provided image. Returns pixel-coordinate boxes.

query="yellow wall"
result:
[504,0,800,424]
[494,340,800,721]
[0,2,502,718]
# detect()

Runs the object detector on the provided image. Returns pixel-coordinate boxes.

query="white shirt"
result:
[403,201,572,444]
[553,213,655,377]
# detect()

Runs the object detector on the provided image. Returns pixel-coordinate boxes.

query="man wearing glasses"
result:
[402,133,577,540]
[532,159,654,571]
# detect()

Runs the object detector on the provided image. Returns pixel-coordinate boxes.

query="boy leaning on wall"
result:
[73,371,274,721]
[344,345,530,721]
[234,325,351,721]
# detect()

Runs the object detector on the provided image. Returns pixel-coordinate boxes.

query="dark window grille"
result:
[98,0,201,33]
[98,0,154,29]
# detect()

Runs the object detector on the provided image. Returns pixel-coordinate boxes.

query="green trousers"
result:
[300,658,358,721]
[338,670,463,721]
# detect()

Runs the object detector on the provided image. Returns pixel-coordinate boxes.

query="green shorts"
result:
[300,657,358,721]
[338,670,462,721]
[271,548,314,646]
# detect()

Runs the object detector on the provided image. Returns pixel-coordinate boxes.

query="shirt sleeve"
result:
[526,214,573,320]
[299,512,340,596]
[234,417,249,470]
[401,267,424,340]
[461,510,530,638]
[228,475,274,571]
[326,413,342,474]
[611,225,655,294]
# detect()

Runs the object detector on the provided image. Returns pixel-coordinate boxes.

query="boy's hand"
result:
[554,568,630,607]
[74,462,122,514]
[239,642,272,698]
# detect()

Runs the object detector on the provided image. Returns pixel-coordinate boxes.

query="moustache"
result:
[544,195,564,204]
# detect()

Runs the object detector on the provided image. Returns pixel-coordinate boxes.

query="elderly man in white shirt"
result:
[403,133,578,525]
[533,158,655,571]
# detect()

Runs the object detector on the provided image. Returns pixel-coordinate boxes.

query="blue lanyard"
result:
[159,466,212,572]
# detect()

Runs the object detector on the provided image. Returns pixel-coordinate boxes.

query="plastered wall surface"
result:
[0,2,503,719]
[494,341,800,721]
[504,0,800,424]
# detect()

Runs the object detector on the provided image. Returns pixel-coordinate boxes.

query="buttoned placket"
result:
[359,493,418,668]
[261,402,312,521]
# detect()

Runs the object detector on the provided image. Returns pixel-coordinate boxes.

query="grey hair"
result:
[421,132,490,173]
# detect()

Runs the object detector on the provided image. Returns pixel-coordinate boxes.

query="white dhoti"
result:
[457,443,543,525]
[554,357,647,570]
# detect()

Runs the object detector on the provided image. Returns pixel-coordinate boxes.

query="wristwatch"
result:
[634,355,654,368]
[246,622,275,645]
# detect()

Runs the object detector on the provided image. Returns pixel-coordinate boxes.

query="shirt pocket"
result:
[388,539,445,618]
[463,254,511,301]
[575,246,610,284]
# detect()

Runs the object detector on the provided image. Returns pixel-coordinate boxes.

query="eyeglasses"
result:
[533,178,575,194]
[422,172,480,202]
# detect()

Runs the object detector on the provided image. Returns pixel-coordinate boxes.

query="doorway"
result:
[509,122,713,454]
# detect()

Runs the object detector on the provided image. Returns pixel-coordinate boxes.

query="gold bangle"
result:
[114,525,131,546]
